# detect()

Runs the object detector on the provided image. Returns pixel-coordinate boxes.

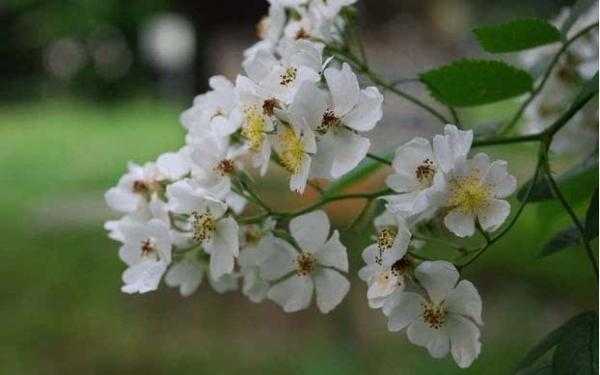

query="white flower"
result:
[235,75,279,175]
[188,132,247,197]
[288,64,382,178]
[156,146,193,181]
[238,223,277,303]
[383,124,472,218]
[165,255,204,297]
[359,210,412,307]
[105,161,164,214]
[180,75,242,138]
[243,40,323,104]
[272,121,317,193]
[283,5,333,42]
[166,179,239,279]
[118,219,173,294]
[105,195,170,242]
[244,1,286,59]
[208,271,240,294]
[261,210,349,313]
[383,261,483,368]
[439,153,517,237]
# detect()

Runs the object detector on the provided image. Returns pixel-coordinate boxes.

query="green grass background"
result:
[0,99,596,374]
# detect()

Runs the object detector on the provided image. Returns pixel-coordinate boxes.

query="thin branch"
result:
[366,153,392,166]
[499,22,599,135]
[543,159,599,279]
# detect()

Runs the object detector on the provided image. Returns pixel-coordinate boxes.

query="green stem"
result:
[499,22,599,135]
[366,153,392,165]
[542,158,599,279]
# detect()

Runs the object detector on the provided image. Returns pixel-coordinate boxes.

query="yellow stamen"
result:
[242,106,266,151]
[278,127,305,174]
[448,173,491,214]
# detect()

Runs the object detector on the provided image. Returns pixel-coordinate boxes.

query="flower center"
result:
[278,127,305,174]
[375,227,398,264]
[280,67,298,86]
[191,212,216,242]
[391,258,412,276]
[317,110,341,134]
[448,174,491,214]
[214,159,235,176]
[140,238,158,259]
[415,159,436,187]
[295,28,310,40]
[262,98,280,116]
[243,225,263,245]
[422,302,448,329]
[296,252,316,276]
[242,106,267,151]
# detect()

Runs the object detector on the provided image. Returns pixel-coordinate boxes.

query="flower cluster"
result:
[104,0,518,369]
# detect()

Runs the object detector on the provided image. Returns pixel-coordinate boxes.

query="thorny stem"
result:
[499,22,599,135]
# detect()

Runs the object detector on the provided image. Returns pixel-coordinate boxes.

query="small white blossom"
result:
[383,261,483,368]
[383,125,472,218]
[239,221,277,303]
[243,39,323,104]
[118,219,173,294]
[439,153,516,237]
[358,210,412,308]
[261,210,349,313]
[166,179,239,279]
[105,162,164,214]
[180,75,242,138]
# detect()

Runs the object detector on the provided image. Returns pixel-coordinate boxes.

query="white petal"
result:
[444,209,475,238]
[324,62,359,117]
[330,131,371,178]
[386,172,418,193]
[414,261,459,304]
[207,217,239,278]
[484,160,517,198]
[407,320,451,359]
[315,230,348,272]
[313,268,350,313]
[268,275,314,312]
[259,237,297,281]
[392,137,434,176]
[164,258,204,297]
[387,292,424,332]
[121,260,168,294]
[447,315,482,368]
[447,280,483,325]
[290,155,311,194]
[367,271,403,300]
[288,81,328,130]
[156,151,189,180]
[105,187,140,213]
[478,198,510,233]
[342,87,383,131]
[289,210,330,252]
[208,272,239,294]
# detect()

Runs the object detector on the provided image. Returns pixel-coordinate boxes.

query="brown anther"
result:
[262,98,280,116]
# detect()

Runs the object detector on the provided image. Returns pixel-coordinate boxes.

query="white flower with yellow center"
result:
[439,153,517,237]
[105,161,165,214]
[286,65,382,179]
[243,39,322,104]
[235,75,279,176]
[166,179,240,279]
[272,122,317,193]
[180,75,242,138]
[383,125,472,218]
[260,211,350,313]
[117,219,173,294]
[358,210,412,307]
[383,261,483,368]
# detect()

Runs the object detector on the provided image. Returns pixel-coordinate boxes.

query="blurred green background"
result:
[0,0,597,374]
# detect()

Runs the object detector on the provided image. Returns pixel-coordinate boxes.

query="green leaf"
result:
[552,311,598,374]
[540,226,579,257]
[518,311,598,372]
[474,18,561,53]
[420,59,533,107]
[584,189,598,241]
[518,150,598,202]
